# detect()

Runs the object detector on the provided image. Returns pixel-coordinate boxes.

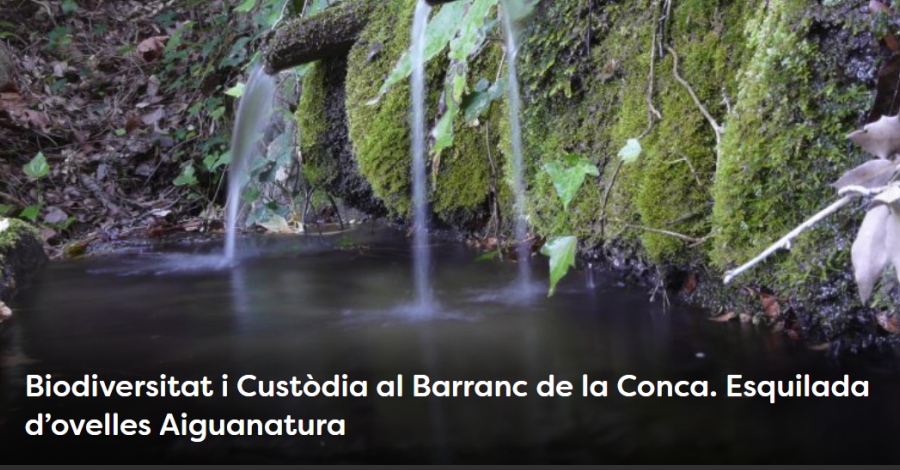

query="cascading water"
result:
[500,0,532,292]
[411,0,434,311]
[224,63,276,262]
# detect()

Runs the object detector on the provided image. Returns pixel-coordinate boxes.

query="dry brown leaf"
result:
[848,115,900,159]
[832,159,897,190]
[136,36,169,63]
[681,272,699,295]
[852,205,890,303]
[759,291,782,318]
[709,311,736,323]
[875,311,900,334]
[124,112,143,133]
[808,342,831,351]
[0,301,11,320]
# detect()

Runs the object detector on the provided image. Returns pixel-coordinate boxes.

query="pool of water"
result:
[1,224,898,464]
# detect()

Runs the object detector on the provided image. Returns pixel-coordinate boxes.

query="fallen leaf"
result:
[884,208,900,288]
[681,272,698,295]
[136,36,169,63]
[848,115,900,159]
[709,311,736,322]
[875,311,900,333]
[852,205,890,303]
[831,159,897,190]
[0,300,10,319]
[808,342,831,351]
[759,291,782,318]
[871,183,900,209]
[259,214,294,234]
[739,312,752,324]
[124,113,143,133]
[43,207,67,224]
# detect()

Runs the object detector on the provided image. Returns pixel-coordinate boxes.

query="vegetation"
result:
[1,0,898,346]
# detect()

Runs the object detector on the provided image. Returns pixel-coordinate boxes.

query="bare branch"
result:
[723,196,854,284]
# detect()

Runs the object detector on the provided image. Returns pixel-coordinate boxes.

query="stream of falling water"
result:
[411,0,434,311]
[225,63,276,262]
[501,0,532,293]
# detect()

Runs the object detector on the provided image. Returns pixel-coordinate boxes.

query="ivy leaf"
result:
[173,165,198,186]
[540,235,578,297]
[542,153,599,211]
[235,0,257,13]
[618,138,642,164]
[225,83,245,97]
[852,205,890,304]
[475,249,502,262]
[431,97,459,167]
[368,1,469,105]
[19,205,41,222]
[848,114,900,159]
[832,159,897,190]
[462,77,505,123]
[23,152,50,179]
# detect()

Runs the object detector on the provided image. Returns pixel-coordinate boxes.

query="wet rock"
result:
[0,218,48,304]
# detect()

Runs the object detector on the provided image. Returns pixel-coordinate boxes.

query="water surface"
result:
[1,225,898,464]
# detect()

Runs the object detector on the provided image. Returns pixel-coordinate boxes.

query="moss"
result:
[297,61,329,188]
[0,218,46,302]
[521,0,752,265]
[297,56,385,214]
[344,0,501,225]
[711,1,872,300]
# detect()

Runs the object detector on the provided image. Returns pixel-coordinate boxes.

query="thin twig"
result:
[723,196,854,284]
[667,45,723,148]
[624,222,707,244]
[599,159,624,238]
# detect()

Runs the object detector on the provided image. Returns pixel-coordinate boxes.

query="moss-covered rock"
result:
[297,57,386,215]
[279,0,892,345]
[0,218,47,303]
[343,0,502,227]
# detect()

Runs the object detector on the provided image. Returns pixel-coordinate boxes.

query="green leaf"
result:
[225,83,245,97]
[462,78,505,123]
[368,1,469,105]
[19,205,41,222]
[540,235,578,297]
[500,0,539,23]
[618,138,642,164]
[542,153,599,211]
[204,151,231,172]
[173,165,198,186]
[431,93,459,160]
[0,204,13,216]
[61,0,80,14]
[235,0,257,13]
[23,152,50,179]
[475,249,501,262]
[115,128,126,136]
[210,106,226,120]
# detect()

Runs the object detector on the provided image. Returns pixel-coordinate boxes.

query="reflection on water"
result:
[1,224,899,464]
